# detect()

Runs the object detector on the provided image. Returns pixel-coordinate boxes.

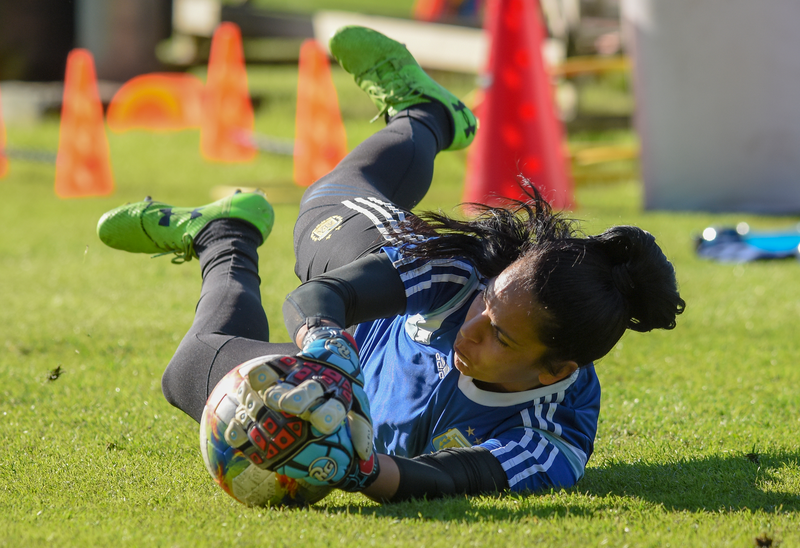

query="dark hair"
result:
[401,181,685,370]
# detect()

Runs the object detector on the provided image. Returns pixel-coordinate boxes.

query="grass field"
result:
[2,55,800,548]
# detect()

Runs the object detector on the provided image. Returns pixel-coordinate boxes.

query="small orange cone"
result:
[107,73,204,132]
[464,0,573,209]
[54,49,114,198]
[201,22,256,162]
[293,39,347,187]
[412,0,447,21]
[0,85,8,179]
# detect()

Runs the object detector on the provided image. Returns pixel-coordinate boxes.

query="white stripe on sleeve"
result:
[506,446,560,488]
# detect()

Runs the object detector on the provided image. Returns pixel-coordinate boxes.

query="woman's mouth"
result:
[453,346,471,371]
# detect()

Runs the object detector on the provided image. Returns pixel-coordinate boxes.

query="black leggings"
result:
[161,103,451,422]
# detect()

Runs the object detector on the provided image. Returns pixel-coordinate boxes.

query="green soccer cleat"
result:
[97,191,274,263]
[328,25,478,151]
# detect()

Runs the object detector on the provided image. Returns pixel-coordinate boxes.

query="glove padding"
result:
[273,414,380,492]
[219,328,378,491]
[268,326,373,464]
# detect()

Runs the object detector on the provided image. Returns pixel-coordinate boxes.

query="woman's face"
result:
[452,267,553,392]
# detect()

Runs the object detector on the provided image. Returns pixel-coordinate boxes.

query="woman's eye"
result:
[494,327,509,347]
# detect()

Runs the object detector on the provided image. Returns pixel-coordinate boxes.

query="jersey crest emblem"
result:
[432,428,472,450]
[311,215,343,241]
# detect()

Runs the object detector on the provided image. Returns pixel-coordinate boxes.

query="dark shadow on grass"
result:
[578,450,800,512]
[318,451,800,521]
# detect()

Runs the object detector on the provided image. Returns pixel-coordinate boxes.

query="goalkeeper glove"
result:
[220,326,378,491]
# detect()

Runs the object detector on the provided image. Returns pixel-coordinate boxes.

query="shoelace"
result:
[151,233,195,264]
[358,58,423,122]
[140,196,196,264]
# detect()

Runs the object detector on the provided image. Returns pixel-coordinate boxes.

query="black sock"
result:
[193,218,262,263]
[389,101,454,152]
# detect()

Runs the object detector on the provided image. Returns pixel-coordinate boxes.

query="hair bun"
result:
[593,225,684,332]
[610,263,636,297]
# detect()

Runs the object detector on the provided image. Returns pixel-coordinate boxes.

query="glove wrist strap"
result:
[336,450,381,492]
[302,323,359,353]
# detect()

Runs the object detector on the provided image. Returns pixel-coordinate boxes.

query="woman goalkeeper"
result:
[98,26,685,501]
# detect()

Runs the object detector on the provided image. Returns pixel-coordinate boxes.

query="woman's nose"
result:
[460,315,483,343]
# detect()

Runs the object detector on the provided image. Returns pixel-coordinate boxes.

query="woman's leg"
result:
[292,25,478,282]
[97,192,289,423]
[293,102,453,282]
[161,219,298,423]
[315,102,452,210]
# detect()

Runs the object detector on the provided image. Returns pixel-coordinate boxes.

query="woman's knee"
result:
[161,332,233,421]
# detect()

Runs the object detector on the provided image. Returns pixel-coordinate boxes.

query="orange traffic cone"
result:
[0,85,8,179]
[464,0,573,209]
[201,22,256,162]
[54,49,115,198]
[412,0,447,21]
[293,39,347,187]
[107,73,204,132]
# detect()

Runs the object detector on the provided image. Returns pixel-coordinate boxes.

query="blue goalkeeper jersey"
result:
[352,246,601,493]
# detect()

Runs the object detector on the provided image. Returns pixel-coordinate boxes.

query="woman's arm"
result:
[283,252,407,347]
[361,455,401,500]
[361,448,509,502]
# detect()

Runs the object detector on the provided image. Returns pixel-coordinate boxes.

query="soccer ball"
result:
[199,356,333,507]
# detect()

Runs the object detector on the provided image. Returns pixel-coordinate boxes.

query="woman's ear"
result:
[538,360,579,386]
